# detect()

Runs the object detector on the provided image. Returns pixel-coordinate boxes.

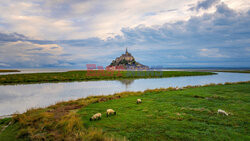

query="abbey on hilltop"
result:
[106,48,149,70]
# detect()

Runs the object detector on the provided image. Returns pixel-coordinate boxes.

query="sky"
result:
[0,0,250,69]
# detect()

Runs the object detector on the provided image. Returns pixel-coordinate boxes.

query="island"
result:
[106,48,149,70]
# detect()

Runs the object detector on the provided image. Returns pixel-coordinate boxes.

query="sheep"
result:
[217,109,229,116]
[106,109,116,117]
[90,113,102,121]
[137,99,142,104]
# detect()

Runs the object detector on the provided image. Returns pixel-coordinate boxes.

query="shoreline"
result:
[0,70,215,85]
[0,80,249,118]
[1,80,249,140]
[1,72,250,117]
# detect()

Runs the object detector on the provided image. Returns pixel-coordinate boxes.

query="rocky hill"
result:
[106,48,149,70]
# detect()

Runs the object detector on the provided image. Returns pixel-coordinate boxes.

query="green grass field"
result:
[0,81,249,140]
[0,70,215,85]
[78,82,250,140]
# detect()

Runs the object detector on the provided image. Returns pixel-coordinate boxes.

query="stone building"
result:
[106,48,149,70]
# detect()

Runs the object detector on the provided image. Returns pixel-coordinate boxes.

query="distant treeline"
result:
[0,70,20,73]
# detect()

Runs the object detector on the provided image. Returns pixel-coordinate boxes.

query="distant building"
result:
[106,48,149,70]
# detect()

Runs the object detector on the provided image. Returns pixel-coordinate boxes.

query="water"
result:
[0,68,219,75]
[0,69,70,75]
[0,72,250,116]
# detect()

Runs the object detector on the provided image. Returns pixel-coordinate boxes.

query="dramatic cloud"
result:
[0,40,73,68]
[194,0,220,11]
[0,32,28,42]
[0,0,249,68]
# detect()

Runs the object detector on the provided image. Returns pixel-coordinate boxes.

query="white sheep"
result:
[90,113,102,121]
[217,109,229,116]
[106,109,116,117]
[137,99,142,104]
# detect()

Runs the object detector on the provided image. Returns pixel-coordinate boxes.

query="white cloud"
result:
[0,41,70,68]
[0,63,10,67]
[0,0,249,68]
[222,0,250,11]
[1,0,248,40]
[199,48,227,58]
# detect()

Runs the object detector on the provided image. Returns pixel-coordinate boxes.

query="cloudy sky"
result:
[0,0,250,68]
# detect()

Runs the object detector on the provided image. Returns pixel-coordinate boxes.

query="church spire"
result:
[125,48,128,54]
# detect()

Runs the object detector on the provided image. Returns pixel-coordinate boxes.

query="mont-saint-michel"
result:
[0,0,250,141]
[106,48,149,70]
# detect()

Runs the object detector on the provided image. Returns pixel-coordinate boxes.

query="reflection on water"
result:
[0,72,250,116]
[118,79,135,85]
[118,79,135,90]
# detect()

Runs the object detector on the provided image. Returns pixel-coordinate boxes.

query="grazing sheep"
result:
[106,109,116,117]
[217,109,229,116]
[137,99,142,104]
[90,113,102,121]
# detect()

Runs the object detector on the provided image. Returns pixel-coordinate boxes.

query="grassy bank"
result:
[0,70,20,73]
[0,81,249,140]
[0,70,215,85]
